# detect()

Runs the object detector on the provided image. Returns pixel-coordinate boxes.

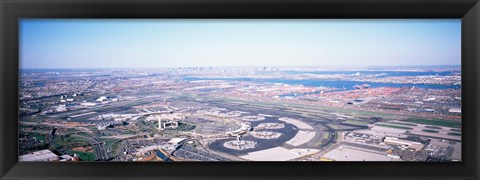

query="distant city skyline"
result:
[20,19,461,69]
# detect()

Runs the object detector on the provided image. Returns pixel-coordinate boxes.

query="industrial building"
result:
[97,121,125,130]
[96,96,108,102]
[155,113,185,130]
[159,120,179,130]
[18,149,76,161]
[383,137,424,151]
[168,138,187,149]
[20,150,58,161]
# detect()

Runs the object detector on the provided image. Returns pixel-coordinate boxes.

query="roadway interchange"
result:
[72,133,111,161]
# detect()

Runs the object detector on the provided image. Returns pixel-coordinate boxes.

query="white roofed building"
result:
[19,150,59,161]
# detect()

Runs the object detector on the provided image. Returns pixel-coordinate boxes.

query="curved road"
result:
[72,133,111,161]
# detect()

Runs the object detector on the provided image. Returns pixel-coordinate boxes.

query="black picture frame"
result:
[1,0,479,180]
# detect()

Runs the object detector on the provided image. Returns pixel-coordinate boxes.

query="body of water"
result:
[281,70,459,77]
[183,77,461,90]
[155,150,172,161]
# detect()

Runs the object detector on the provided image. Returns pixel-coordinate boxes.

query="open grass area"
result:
[383,122,417,127]
[102,138,117,147]
[325,124,358,130]
[68,150,96,161]
[29,133,47,143]
[421,129,439,133]
[404,118,461,128]
[425,126,442,129]
[375,124,413,130]
[211,96,402,120]
[102,138,121,155]
[284,109,314,114]
[312,132,331,147]
[285,102,401,120]
[451,129,462,132]
[242,106,275,111]
[212,98,342,121]
[333,132,340,142]
[75,131,92,137]
[21,116,48,122]
[447,132,461,136]
[111,141,122,155]
[19,124,31,129]
[323,132,331,140]
[343,120,370,125]
[64,136,91,144]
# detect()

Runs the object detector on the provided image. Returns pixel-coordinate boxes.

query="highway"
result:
[72,133,111,161]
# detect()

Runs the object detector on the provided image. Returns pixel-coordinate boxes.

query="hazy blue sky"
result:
[20,19,461,69]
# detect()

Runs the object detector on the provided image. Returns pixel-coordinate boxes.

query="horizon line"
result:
[20,64,462,70]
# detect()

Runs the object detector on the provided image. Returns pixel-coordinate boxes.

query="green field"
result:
[326,124,358,130]
[422,129,439,133]
[208,96,403,120]
[29,133,47,143]
[404,118,461,128]
[21,115,48,122]
[63,135,91,144]
[102,138,121,155]
[19,124,31,129]
[313,132,331,147]
[68,150,96,161]
[111,141,122,155]
[343,120,370,125]
[383,122,418,127]
[323,132,331,140]
[447,133,461,136]
[375,124,413,130]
